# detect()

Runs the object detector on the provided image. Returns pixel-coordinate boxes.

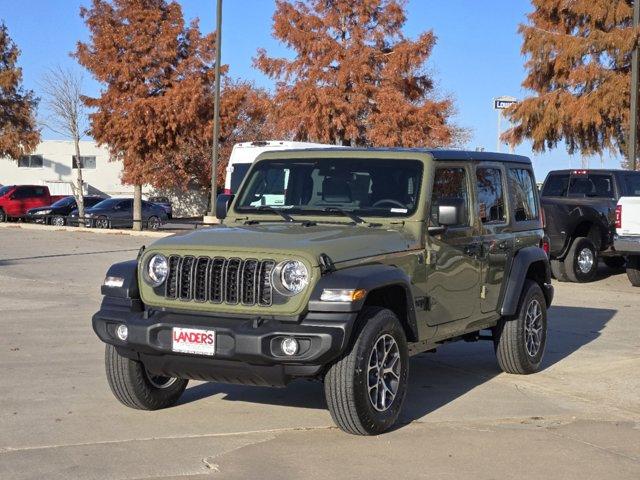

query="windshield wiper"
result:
[323,207,366,224]
[254,206,295,222]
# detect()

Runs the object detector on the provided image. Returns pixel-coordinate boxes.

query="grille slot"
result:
[164,255,274,306]
[179,256,196,300]
[225,258,242,304]
[193,257,210,302]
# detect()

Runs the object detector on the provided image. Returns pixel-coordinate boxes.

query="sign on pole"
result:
[494,96,517,153]
[494,96,517,110]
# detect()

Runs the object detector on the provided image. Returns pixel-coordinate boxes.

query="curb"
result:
[0,222,173,238]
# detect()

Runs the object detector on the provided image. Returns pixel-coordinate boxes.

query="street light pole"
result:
[630,0,640,171]
[208,0,223,218]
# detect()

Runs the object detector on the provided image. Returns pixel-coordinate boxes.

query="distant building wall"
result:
[0,140,210,217]
[0,140,133,197]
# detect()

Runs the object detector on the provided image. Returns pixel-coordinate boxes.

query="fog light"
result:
[116,324,128,341]
[281,337,299,356]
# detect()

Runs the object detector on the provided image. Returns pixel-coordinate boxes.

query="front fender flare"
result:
[101,259,139,299]
[308,264,418,341]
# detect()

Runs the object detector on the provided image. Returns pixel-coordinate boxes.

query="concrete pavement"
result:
[0,228,638,479]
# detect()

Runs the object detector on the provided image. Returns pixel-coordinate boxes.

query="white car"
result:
[614,196,640,286]
[225,141,342,205]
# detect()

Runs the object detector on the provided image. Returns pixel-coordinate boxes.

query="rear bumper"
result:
[614,235,640,255]
[92,297,357,386]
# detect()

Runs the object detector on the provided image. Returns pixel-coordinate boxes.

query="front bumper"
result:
[614,235,640,255]
[92,297,357,386]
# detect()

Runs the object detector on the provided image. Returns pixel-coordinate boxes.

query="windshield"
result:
[0,186,13,197]
[235,158,423,217]
[51,196,75,208]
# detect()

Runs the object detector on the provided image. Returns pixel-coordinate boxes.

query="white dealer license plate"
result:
[172,327,216,356]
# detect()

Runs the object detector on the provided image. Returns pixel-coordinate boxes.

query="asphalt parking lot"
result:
[0,227,639,480]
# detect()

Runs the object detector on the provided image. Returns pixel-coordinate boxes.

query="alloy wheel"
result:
[367,334,401,412]
[524,299,543,357]
[577,247,594,274]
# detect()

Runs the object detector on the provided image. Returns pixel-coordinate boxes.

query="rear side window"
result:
[542,174,569,197]
[12,187,35,199]
[431,167,470,227]
[508,168,539,222]
[476,168,506,224]
[230,163,251,192]
[622,173,640,196]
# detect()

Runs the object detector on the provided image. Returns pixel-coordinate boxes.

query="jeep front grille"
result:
[164,255,275,306]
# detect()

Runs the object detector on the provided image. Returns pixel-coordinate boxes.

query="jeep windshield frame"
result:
[234,157,424,219]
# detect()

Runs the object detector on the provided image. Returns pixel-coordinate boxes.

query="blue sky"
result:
[1,0,623,178]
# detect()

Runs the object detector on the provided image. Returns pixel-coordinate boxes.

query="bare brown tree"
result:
[39,66,88,226]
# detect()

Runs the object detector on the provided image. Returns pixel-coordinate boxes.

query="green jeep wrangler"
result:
[93,148,553,435]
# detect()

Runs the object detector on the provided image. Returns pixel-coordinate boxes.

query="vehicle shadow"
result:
[178,305,616,429]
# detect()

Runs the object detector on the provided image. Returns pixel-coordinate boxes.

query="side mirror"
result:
[216,194,235,220]
[428,198,464,235]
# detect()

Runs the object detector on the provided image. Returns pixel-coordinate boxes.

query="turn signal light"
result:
[320,289,366,302]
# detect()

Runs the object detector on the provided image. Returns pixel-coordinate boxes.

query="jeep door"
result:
[475,164,513,314]
[425,164,482,326]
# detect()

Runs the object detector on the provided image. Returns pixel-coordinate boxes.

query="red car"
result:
[0,185,65,222]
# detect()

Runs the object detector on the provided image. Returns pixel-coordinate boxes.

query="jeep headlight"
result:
[273,260,308,295]
[146,254,169,287]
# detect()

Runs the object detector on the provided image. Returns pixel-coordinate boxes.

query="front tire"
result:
[626,256,640,287]
[95,215,110,229]
[51,215,66,227]
[494,280,547,374]
[565,237,598,283]
[105,344,188,410]
[147,215,161,230]
[0,209,6,222]
[324,307,409,435]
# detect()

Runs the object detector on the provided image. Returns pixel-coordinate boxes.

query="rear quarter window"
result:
[508,168,539,222]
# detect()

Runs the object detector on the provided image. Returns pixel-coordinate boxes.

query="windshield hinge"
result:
[319,253,336,274]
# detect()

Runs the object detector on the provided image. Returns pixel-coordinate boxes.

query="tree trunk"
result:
[73,137,85,227]
[133,184,142,231]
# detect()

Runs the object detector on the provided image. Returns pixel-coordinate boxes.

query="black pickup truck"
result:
[541,169,640,282]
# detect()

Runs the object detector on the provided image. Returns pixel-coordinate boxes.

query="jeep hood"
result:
[151,222,419,265]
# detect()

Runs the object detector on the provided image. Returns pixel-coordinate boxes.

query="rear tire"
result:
[626,256,640,287]
[105,344,188,410]
[550,259,570,282]
[494,280,547,374]
[0,209,6,222]
[565,237,598,283]
[603,256,626,269]
[324,307,409,435]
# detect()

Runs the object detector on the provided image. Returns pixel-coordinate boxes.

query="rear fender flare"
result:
[501,247,551,316]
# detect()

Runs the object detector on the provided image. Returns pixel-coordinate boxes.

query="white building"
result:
[0,140,134,197]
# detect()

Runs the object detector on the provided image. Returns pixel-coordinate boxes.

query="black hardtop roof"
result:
[546,169,639,175]
[265,147,532,165]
